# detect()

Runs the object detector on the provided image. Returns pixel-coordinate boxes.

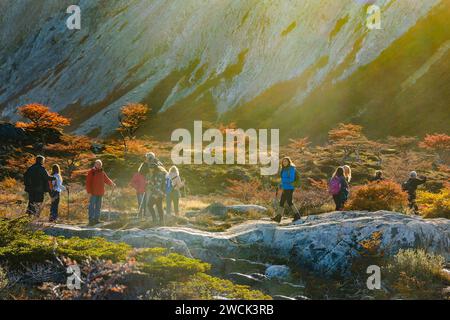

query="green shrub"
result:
[140,252,210,282]
[0,217,131,265]
[168,273,272,300]
[386,249,448,299]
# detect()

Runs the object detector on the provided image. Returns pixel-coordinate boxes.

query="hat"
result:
[410,171,417,178]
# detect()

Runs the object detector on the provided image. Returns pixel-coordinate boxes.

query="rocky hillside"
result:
[1,0,449,141]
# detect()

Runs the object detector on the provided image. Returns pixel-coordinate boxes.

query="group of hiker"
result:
[23,153,428,225]
[23,152,184,225]
[270,159,428,223]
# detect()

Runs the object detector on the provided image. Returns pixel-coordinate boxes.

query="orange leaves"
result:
[225,179,263,203]
[328,123,363,142]
[419,133,450,151]
[46,135,92,155]
[17,103,70,131]
[117,103,149,138]
[347,180,408,212]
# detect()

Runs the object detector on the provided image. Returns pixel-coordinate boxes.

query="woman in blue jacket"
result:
[272,157,301,223]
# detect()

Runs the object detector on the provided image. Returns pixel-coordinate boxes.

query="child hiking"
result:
[271,157,301,223]
[329,167,349,211]
[49,164,66,222]
[130,162,148,217]
[166,166,184,216]
[23,155,56,217]
[86,160,116,226]
[402,171,427,215]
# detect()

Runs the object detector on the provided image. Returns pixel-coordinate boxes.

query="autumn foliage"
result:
[117,103,149,154]
[16,103,70,131]
[419,133,450,163]
[347,180,407,212]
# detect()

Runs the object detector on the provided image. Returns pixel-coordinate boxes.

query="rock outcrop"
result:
[44,211,450,276]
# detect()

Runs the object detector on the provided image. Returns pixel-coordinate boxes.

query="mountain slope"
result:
[0,0,448,141]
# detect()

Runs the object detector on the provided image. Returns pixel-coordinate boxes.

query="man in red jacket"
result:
[86,160,116,225]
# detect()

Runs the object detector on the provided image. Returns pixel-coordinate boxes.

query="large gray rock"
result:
[44,211,450,276]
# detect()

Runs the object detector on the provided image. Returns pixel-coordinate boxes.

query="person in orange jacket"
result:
[86,159,115,225]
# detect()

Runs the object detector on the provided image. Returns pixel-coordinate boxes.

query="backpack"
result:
[328,177,342,195]
[402,180,410,192]
[292,168,301,188]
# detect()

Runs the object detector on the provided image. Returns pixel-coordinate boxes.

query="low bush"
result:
[386,249,448,299]
[416,186,450,219]
[0,217,131,265]
[346,180,407,212]
[140,252,210,282]
[167,273,272,300]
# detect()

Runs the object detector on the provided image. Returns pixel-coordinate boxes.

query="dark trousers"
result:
[166,190,180,215]
[333,194,344,211]
[279,189,294,207]
[50,190,60,221]
[408,194,419,213]
[26,192,45,217]
[148,196,164,223]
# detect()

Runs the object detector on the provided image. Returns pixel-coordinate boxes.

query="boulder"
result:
[187,203,268,218]
[43,211,450,277]
[265,265,291,280]
[227,205,268,214]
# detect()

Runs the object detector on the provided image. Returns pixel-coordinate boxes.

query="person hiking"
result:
[166,166,184,216]
[23,155,56,217]
[342,165,352,207]
[402,171,427,215]
[86,160,116,225]
[329,167,348,211]
[130,162,148,217]
[369,170,384,182]
[146,163,167,224]
[145,152,163,167]
[49,164,66,222]
[272,157,301,223]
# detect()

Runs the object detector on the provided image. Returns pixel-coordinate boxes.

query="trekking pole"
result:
[66,185,70,221]
[137,191,146,219]
[108,186,115,222]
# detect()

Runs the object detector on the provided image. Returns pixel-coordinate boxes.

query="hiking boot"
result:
[271,215,282,223]
[292,213,301,223]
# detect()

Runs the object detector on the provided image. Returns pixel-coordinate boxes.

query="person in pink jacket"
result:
[130,162,148,216]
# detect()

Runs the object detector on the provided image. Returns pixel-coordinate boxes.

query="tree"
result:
[16,103,71,145]
[117,103,149,154]
[328,123,367,162]
[419,133,450,164]
[367,140,387,167]
[387,136,417,157]
[117,103,150,154]
[46,135,94,179]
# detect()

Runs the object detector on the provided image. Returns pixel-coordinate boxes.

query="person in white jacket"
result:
[49,164,66,222]
[165,166,184,216]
